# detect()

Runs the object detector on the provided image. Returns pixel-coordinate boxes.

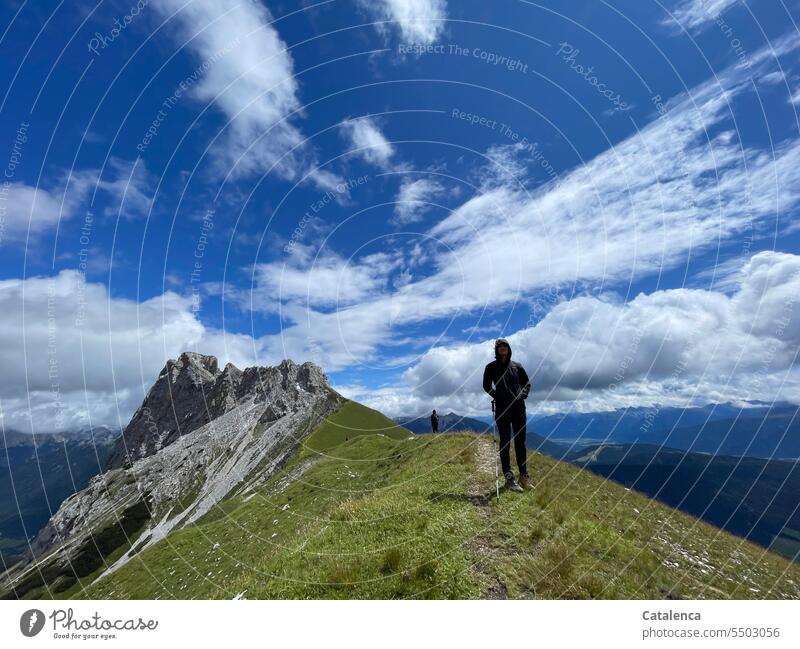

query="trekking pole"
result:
[491,400,499,503]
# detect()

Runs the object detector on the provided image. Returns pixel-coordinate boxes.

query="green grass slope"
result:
[31,402,800,600]
[298,400,410,458]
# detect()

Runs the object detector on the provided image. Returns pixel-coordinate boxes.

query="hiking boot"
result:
[519,474,533,490]
[504,473,524,493]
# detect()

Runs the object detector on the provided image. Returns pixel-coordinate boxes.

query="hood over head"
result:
[494,338,512,361]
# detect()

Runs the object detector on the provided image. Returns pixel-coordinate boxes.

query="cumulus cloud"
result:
[356,0,447,45]
[360,251,800,417]
[0,270,265,433]
[339,116,395,169]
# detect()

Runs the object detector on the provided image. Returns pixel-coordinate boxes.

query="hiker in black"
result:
[431,409,439,433]
[483,338,532,492]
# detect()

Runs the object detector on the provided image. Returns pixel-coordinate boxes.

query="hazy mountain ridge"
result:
[2,427,119,449]
[525,403,800,459]
[394,411,491,434]
[393,412,570,458]
[0,427,120,564]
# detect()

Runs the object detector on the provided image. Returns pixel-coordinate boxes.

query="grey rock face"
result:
[2,353,342,597]
[105,352,329,469]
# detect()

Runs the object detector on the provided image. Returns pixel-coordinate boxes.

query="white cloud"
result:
[758,70,786,86]
[665,0,740,32]
[339,117,395,169]
[393,177,445,224]
[151,0,336,187]
[476,142,536,189]
[357,0,447,44]
[0,182,82,240]
[0,270,265,433]
[0,158,154,242]
[239,34,800,378]
[360,251,800,417]
[245,251,400,313]
[418,32,800,316]
[94,158,156,219]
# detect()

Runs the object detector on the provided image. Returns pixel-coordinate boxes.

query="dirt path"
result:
[466,435,497,514]
[466,435,509,598]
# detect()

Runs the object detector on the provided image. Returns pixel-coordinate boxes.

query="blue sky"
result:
[0,0,799,432]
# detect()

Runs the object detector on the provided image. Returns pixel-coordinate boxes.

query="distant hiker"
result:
[483,338,532,493]
[431,409,439,433]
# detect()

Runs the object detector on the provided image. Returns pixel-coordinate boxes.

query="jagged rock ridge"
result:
[106,352,329,469]
[2,353,343,598]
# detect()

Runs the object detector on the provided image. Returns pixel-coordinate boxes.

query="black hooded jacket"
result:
[482,338,531,411]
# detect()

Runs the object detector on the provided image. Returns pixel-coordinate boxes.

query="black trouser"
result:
[495,401,528,477]
[432,423,438,433]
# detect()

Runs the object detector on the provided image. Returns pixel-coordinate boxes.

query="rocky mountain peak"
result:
[105,353,331,470]
[161,351,220,384]
[221,361,242,377]
[16,353,343,585]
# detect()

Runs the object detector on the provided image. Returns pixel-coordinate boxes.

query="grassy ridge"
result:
[298,400,410,457]
[63,403,800,600]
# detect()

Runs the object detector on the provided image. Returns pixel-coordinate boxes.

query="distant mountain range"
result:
[398,402,800,459]
[0,427,119,566]
[525,402,800,460]
[392,412,568,458]
[394,412,491,434]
